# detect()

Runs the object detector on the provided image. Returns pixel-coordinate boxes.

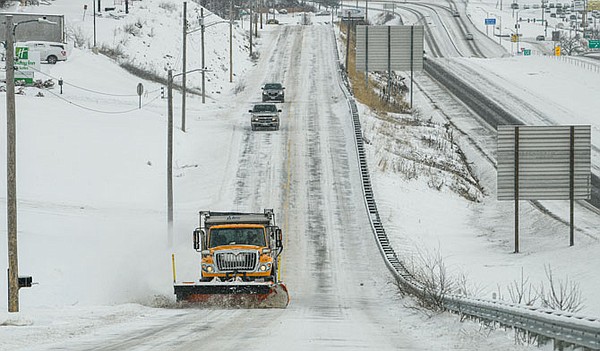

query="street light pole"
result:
[5,15,19,314]
[5,16,56,313]
[166,68,211,246]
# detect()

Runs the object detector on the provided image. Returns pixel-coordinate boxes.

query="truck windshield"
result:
[264,83,281,90]
[253,104,277,113]
[209,228,266,247]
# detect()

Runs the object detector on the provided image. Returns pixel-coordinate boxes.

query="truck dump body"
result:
[174,209,289,308]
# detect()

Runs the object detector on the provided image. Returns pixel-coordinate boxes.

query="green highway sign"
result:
[589,40,600,49]
[14,46,39,85]
[523,49,531,56]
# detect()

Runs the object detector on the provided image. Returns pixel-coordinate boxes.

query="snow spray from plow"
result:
[174,282,289,309]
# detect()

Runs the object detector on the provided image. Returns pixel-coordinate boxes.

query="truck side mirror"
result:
[249,110,252,113]
[275,228,283,248]
[193,228,201,251]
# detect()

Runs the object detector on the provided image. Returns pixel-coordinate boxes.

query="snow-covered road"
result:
[0,0,564,348]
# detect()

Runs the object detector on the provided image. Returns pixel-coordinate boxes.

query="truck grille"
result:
[215,251,258,272]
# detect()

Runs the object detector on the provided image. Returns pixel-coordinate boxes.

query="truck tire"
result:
[47,55,58,64]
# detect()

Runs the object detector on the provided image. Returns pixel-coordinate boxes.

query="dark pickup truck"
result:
[250,103,281,131]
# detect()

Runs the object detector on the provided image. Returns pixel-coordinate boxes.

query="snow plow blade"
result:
[174,281,289,308]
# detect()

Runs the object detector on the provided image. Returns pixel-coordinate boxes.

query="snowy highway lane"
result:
[173,23,422,351]
[25,23,423,351]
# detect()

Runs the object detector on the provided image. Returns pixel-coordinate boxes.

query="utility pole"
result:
[516,22,520,54]
[5,15,19,314]
[167,69,174,247]
[249,5,253,57]
[201,7,206,104]
[230,0,233,83]
[93,0,97,48]
[182,1,187,131]
[345,12,351,73]
[260,0,263,29]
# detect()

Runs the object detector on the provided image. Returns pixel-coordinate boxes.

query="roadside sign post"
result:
[497,126,591,252]
[137,82,144,109]
[485,18,496,36]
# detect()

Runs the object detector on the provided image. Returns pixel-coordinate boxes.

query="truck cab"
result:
[194,210,283,283]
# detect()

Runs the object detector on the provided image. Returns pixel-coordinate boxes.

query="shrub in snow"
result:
[536,265,584,313]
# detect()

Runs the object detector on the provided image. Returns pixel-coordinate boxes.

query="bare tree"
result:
[558,32,584,55]
[456,272,485,298]
[507,267,538,306]
[536,265,584,313]
[410,247,454,311]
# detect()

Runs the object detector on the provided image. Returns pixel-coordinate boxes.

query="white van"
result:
[15,41,67,64]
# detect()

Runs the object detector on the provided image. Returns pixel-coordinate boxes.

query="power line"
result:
[25,65,162,96]
[43,88,163,114]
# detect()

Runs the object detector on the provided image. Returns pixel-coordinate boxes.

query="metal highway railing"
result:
[331,29,600,350]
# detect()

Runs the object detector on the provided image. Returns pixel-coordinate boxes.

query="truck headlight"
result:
[202,264,215,273]
[271,117,277,122]
[253,118,259,122]
[258,263,272,272]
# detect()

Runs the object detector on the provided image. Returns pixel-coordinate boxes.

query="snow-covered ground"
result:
[0,0,597,349]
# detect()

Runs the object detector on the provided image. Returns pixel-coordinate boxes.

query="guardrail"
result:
[331,30,600,350]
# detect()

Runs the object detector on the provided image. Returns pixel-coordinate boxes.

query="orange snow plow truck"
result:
[174,209,289,308]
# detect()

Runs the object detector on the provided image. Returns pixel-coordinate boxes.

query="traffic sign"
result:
[555,46,561,56]
[485,18,496,25]
[589,39,600,49]
[523,49,531,55]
